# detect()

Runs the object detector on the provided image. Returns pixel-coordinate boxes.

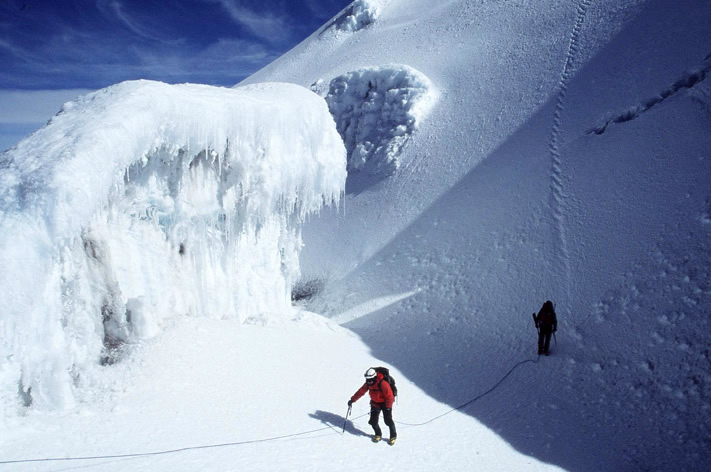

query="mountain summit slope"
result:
[2,1,710,470]
[244,0,711,469]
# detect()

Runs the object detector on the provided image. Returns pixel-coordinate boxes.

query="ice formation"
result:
[0,80,346,412]
[332,0,388,33]
[321,65,437,182]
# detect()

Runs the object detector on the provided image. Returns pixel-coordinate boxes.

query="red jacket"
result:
[351,372,395,408]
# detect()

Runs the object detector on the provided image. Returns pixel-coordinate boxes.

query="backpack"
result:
[373,366,398,397]
[539,310,555,325]
[536,301,557,326]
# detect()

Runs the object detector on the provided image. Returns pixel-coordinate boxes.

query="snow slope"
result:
[2,0,711,471]
[244,0,711,470]
[1,314,562,471]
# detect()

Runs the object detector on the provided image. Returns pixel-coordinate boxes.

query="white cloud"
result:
[1,88,94,152]
[199,38,273,63]
[0,89,93,124]
[92,0,177,44]
[108,1,167,42]
[209,0,291,44]
[0,38,35,63]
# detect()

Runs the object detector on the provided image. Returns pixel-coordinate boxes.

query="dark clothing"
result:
[369,403,396,439]
[350,372,397,439]
[534,301,558,355]
[538,328,553,355]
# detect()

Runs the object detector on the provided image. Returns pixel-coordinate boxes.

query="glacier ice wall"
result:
[0,80,346,413]
[315,65,436,188]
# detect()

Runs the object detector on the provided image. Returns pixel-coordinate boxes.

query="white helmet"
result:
[364,368,377,380]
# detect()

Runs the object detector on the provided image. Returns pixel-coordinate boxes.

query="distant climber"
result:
[533,300,558,355]
[348,367,397,445]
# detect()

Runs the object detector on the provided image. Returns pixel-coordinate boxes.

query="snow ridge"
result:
[588,53,711,135]
[549,0,592,313]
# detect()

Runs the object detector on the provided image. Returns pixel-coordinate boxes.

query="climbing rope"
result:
[0,424,339,465]
[396,356,540,427]
[0,410,374,466]
[0,356,539,465]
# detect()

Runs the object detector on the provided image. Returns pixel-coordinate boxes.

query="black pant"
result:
[538,327,553,354]
[369,403,396,438]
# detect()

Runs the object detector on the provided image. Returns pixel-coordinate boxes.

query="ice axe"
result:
[342,404,352,434]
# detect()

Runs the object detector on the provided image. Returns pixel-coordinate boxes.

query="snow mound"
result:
[0,80,346,413]
[330,0,388,33]
[319,65,437,186]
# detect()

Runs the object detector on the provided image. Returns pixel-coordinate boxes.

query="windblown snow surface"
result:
[244,0,711,470]
[2,0,711,471]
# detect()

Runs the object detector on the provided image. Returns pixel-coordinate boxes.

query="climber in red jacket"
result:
[349,368,397,445]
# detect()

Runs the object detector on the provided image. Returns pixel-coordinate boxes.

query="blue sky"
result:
[0,0,352,150]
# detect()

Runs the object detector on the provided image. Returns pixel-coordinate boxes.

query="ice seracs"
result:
[317,64,437,189]
[328,0,390,34]
[0,80,346,412]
